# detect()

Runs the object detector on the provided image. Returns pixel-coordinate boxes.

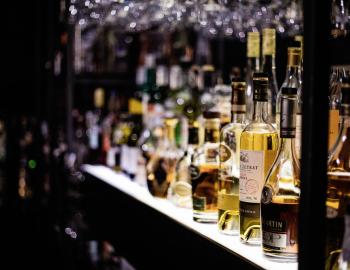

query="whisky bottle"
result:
[326,79,350,258]
[146,116,183,198]
[191,111,220,223]
[326,201,350,270]
[245,32,260,121]
[328,66,346,152]
[261,87,300,260]
[239,72,279,244]
[276,42,302,159]
[168,124,199,208]
[262,28,279,124]
[218,81,247,235]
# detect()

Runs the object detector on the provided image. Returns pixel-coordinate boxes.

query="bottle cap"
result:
[253,72,269,102]
[231,81,246,113]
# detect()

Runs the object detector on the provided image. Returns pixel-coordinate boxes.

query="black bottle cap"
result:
[253,72,269,102]
[188,126,199,144]
[281,87,298,95]
[288,40,301,48]
[203,111,221,119]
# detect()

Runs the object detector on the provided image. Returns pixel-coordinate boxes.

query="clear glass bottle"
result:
[146,116,183,198]
[326,79,350,258]
[326,201,350,270]
[239,72,279,244]
[245,32,260,121]
[168,124,199,208]
[276,43,302,159]
[218,81,247,235]
[191,111,220,223]
[262,28,279,124]
[261,87,300,260]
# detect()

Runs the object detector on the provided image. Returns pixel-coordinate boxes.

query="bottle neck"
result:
[262,54,276,74]
[252,101,269,122]
[232,112,246,123]
[247,57,260,74]
[204,120,220,143]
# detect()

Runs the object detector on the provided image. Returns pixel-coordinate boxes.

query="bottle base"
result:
[262,251,298,262]
[193,212,218,223]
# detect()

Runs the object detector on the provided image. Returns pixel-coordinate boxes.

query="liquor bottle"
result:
[326,201,350,270]
[212,75,232,127]
[261,87,300,260]
[191,111,221,223]
[200,64,216,112]
[146,116,183,198]
[218,81,247,235]
[262,28,279,124]
[125,114,142,180]
[239,72,279,244]
[326,79,350,258]
[86,87,105,164]
[329,66,347,152]
[331,0,348,39]
[276,42,302,159]
[168,124,199,208]
[245,31,260,121]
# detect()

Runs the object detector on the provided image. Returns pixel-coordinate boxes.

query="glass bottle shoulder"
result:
[328,124,350,173]
[242,120,277,134]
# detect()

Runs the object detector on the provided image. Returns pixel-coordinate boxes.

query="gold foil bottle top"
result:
[262,28,276,56]
[94,87,105,109]
[202,64,215,72]
[287,47,302,67]
[247,32,260,58]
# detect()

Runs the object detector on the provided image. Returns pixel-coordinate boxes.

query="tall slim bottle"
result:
[191,111,221,223]
[261,87,300,260]
[239,73,279,244]
[326,79,350,258]
[218,81,247,235]
[276,43,302,159]
[168,124,199,208]
[245,32,260,121]
[262,28,279,124]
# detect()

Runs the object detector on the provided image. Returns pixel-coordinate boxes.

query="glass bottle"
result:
[245,31,260,121]
[261,87,300,260]
[168,124,199,208]
[146,116,183,198]
[326,80,350,258]
[276,43,302,159]
[331,0,348,39]
[191,111,221,223]
[326,201,350,270]
[218,81,247,235]
[239,72,279,244]
[262,28,279,124]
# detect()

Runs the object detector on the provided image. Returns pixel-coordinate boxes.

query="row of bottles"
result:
[75,28,350,267]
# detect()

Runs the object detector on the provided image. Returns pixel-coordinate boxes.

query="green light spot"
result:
[28,160,37,169]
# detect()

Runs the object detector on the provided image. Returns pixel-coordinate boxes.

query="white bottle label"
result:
[239,150,264,203]
[262,231,287,249]
[128,147,139,175]
[120,145,129,172]
[89,126,99,150]
[106,147,117,168]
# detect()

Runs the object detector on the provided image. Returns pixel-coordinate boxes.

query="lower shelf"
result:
[82,164,298,270]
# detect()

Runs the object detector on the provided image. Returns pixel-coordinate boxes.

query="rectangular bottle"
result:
[191,111,221,223]
[239,73,279,244]
[218,81,247,235]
